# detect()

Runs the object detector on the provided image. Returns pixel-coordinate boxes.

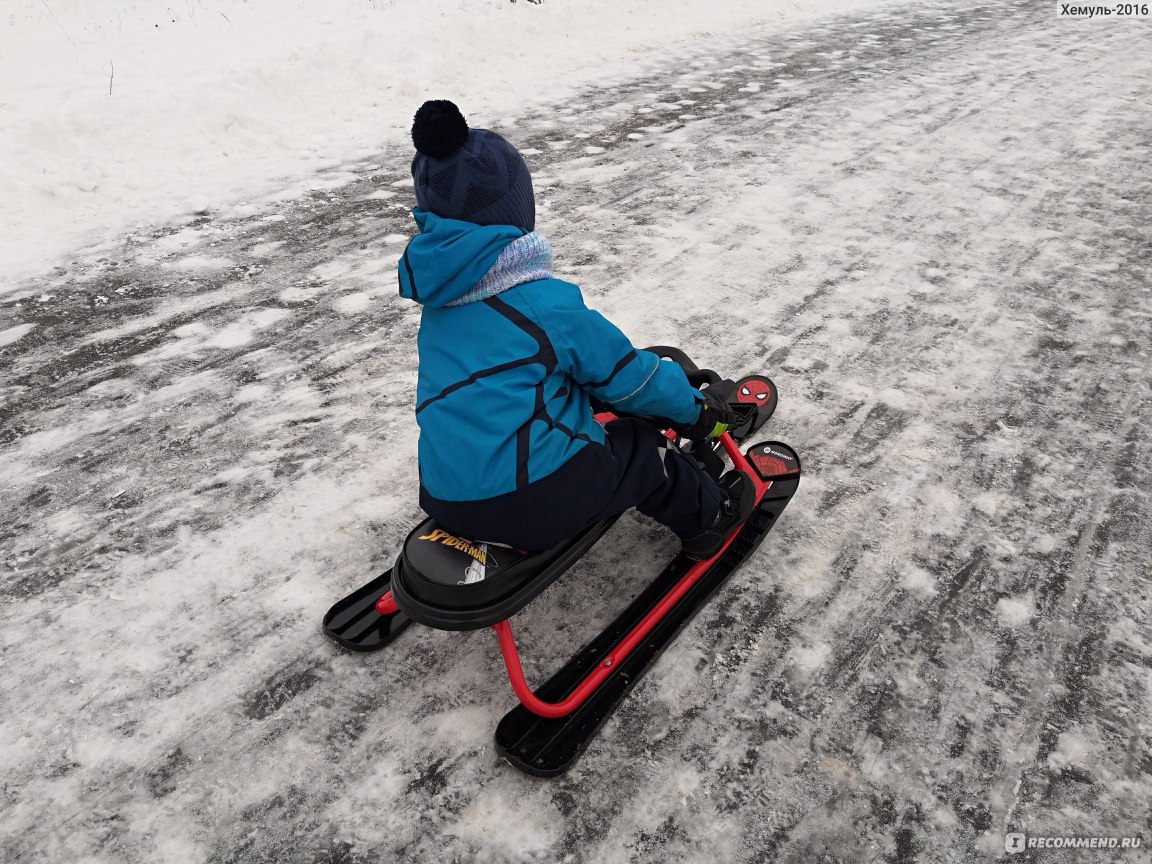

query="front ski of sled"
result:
[322,568,411,651]
[729,374,777,441]
[494,441,800,777]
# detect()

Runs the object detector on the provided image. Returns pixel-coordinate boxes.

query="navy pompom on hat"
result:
[410,100,535,233]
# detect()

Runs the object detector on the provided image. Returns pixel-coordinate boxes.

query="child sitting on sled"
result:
[398,100,753,560]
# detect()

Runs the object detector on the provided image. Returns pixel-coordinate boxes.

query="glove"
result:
[676,382,738,440]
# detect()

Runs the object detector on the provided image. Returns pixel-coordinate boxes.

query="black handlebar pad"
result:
[644,345,721,387]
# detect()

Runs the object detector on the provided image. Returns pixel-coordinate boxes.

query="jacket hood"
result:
[398,208,526,308]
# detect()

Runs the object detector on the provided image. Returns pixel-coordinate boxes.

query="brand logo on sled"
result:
[749,444,797,480]
[418,529,497,566]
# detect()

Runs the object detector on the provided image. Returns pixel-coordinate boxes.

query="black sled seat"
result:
[388,517,617,631]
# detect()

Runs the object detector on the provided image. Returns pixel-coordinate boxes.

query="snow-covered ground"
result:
[1,0,895,287]
[3,1,1152,862]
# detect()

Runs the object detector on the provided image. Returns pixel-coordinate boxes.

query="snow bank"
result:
[1,0,894,287]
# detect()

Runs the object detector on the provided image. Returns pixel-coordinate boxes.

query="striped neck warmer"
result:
[446,231,553,307]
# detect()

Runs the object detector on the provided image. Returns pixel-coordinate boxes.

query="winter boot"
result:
[680,470,755,561]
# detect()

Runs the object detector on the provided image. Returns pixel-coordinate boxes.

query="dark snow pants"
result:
[420,418,723,551]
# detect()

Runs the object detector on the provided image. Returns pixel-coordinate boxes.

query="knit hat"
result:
[410,100,535,233]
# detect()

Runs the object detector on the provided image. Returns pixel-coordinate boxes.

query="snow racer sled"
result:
[323,348,800,776]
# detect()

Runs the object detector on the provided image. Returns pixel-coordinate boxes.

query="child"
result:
[398,100,754,559]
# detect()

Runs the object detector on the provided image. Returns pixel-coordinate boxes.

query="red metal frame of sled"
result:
[492,430,767,719]
[375,592,400,616]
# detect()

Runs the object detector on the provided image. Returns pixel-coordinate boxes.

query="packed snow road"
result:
[2,1,1150,861]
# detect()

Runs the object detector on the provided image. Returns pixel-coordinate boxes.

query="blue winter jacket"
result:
[398,209,701,502]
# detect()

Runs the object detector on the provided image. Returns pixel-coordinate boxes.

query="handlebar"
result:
[597,346,756,438]
[644,345,722,388]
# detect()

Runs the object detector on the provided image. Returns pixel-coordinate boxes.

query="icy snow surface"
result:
[2,1,1152,863]
[0,0,895,286]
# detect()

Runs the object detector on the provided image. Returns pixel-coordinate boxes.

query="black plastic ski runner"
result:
[322,569,410,651]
